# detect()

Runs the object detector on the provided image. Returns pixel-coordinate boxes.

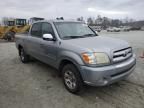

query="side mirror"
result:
[43,34,55,41]
[95,31,98,34]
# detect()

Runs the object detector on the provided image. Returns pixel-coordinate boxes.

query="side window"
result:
[31,23,42,38]
[42,23,55,36]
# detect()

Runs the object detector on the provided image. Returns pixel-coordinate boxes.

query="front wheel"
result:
[62,64,83,94]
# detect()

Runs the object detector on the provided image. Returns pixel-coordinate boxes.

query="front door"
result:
[39,22,58,66]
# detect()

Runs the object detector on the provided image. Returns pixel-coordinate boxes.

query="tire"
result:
[5,31,15,42]
[7,37,11,41]
[19,48,29,63]
[62,64,83,94]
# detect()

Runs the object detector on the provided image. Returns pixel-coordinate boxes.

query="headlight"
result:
[82,52,110,65]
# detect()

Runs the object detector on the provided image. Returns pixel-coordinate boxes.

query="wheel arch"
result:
[58,58,84,81]
[18,44,23,55]
[59,59,76,73]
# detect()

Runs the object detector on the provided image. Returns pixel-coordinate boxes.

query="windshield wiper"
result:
[62,34,96,39]
[82,34,95,37]
[63,36,83,39]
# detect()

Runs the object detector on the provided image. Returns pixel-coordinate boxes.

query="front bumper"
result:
[80,55,136,86]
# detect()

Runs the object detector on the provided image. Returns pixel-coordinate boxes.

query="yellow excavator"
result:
[0,17,44,41]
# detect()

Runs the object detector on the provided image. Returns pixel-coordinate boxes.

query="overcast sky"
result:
[1,0,144,20]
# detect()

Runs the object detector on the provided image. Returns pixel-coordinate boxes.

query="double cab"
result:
[15,20,136,94]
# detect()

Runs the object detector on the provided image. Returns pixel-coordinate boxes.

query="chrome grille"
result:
[113,47,132,63]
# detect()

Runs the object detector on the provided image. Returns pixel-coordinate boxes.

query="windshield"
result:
[54,22,97,39]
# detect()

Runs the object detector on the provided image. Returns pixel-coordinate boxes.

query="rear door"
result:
[25,22,43,60]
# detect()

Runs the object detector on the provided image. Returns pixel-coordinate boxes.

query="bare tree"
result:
[87,17,94,25]
[95,15,103,25]
[101,17,111,29]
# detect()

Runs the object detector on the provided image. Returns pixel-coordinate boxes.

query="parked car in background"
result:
[130,27,141,31]
[95,28,101,32]
[120,26,130,32]
[15,20,136,94]
[107,27,120,32]
[90,26,101,32]
[141,26,144,31]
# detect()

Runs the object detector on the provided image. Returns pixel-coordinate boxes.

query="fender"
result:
[57,50,85,69]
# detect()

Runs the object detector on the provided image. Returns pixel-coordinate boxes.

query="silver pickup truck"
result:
[15,20,136,94]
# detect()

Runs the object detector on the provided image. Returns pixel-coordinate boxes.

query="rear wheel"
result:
[19,48,29,63]
[62,64,83,94]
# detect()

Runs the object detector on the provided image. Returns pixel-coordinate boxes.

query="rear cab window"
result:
[31,22,42,38]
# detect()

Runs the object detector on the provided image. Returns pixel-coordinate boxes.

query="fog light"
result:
[103,80,108,85]
[103,77,108,85]
[98,78,108,85]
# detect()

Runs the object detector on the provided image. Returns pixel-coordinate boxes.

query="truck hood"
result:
[62,36,130,53]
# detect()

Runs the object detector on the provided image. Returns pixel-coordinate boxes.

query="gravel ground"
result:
[0,31,144,108]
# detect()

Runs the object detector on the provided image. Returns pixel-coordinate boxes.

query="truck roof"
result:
[34,20,83,23]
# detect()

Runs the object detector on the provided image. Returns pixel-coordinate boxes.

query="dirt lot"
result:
[0,31,144,108]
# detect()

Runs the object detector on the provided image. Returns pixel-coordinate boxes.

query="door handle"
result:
[40,44,44,46]
[40,44,45,48]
